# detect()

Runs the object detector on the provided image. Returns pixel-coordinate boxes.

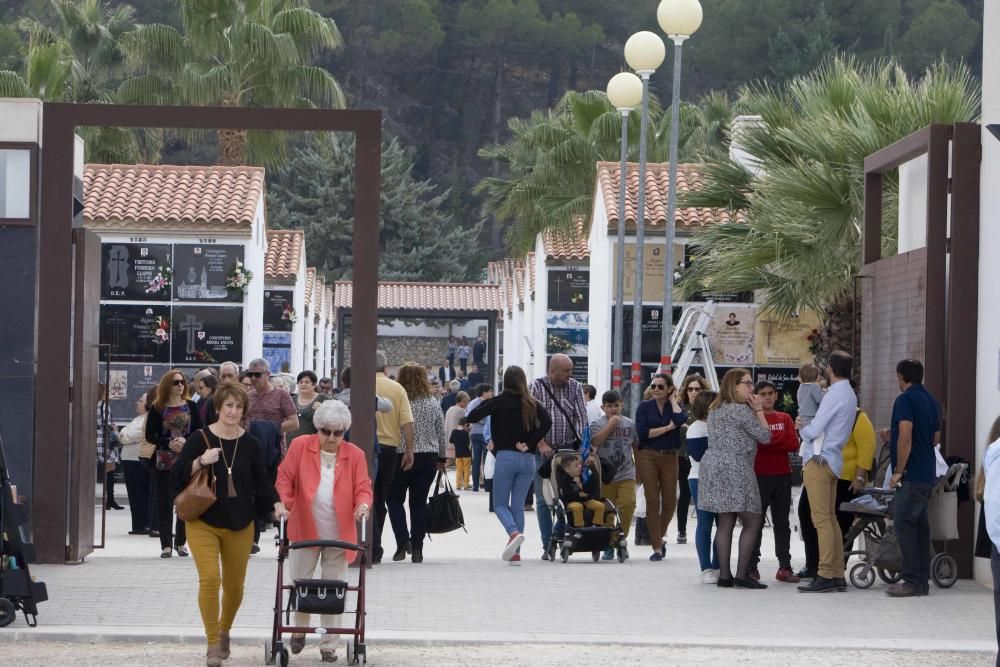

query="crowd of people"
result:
[96,343,966,665]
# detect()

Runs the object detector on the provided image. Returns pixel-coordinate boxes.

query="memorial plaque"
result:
[614,305,681,364]
[263,289,295,332]
[684,246,753,303]
[263,332,293,374]
[100,243,172,301]
[106,363,170,421]
[546,312,589,356]
[173,244,244,302]
[171,306,243,364]
[706,304,756,366]
[753,367,802,417]
[100,304,171,363]
[547,269,590,312]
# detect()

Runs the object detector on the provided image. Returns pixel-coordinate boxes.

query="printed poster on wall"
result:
[263,289,295,332]
[706,305,756,366]
[546,312,589,356]
[547,269,590,312]
[100,304,172,363]
[172,244,244,302]
[753,310,823,366]
[106,363,170,421]
[170,306,243,364]
[101,243,173,301]
[263,332,293,374]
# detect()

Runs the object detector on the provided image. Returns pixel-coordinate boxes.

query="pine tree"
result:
[268,137,481,284]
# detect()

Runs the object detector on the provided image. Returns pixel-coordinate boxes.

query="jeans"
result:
[492,450,536,538]
[373,446,401,559]
[802,459,843,579]
[750,474,793,571]
[689,479,719,571]
[122,460,150,533]
[991,544,1000,662]
[534,452,563,547]
[387,453,439,552]
[471,434,487,491]
[894,480,933,588]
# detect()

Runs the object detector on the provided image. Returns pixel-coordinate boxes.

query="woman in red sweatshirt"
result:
[748,380,802,583]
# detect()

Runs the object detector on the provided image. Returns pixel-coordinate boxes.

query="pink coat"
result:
[276,435,373,563]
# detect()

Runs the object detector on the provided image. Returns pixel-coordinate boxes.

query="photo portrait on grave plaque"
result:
[172,244,244,302]
[170,305,243,364]
[100,243,172,301]
[99,304,172,363]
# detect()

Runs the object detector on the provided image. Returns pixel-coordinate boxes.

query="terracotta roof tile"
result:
[487,261,503,285]
[265,229,305,280]
[333,281,502,313]
[315,275,327,317]
[325,286,334,320]
[305,268,316,306]
[542,219,590,261]
[526,252,536,293]
[595,162,741,231]
[83,163,264,231]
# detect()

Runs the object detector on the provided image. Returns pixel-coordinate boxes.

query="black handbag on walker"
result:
[292,578,348,615]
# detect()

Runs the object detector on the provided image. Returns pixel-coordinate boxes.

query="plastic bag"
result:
[935,445,949,478]
[484,451,496,480]
[634,483,646,518]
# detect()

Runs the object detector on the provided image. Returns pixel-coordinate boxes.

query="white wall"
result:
[376,319,484,338]
[242,198,267,364]
[532,250,548,380]
[588,195,613,391]
[0,98,42,143]
[291,253,307,375]
[975,0,1000,586]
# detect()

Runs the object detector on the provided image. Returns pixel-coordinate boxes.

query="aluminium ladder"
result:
[665,300,719,390]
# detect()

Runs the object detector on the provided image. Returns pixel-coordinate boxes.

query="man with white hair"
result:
[440,379,462,414]
[373,351,415,563]
[219,362,240,382]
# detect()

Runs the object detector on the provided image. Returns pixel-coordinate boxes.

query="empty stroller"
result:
[542,450,628,563]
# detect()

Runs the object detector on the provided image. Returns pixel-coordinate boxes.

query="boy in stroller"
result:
[558,456,606,527]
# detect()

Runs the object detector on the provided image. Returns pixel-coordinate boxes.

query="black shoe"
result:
[128,529,149,536]
[716,576,734,588]
[411,550,423,564]
[148,530,160,538]
[250,543,261,555]
[834,578,848,592]
[795,567,817,580]
[106,501,124,510]
[734,577,768,589]
[393,541,411,562]
[541,550,550,561]
[798,576,841,593]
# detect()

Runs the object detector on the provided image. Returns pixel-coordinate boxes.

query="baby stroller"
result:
[841,462,966,590]
[542,450,628,563]
[266,517,368,666]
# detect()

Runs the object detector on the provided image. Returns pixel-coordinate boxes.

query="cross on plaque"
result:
[108,246,129,288]
[551,274,567,304]
[180,314,204,354]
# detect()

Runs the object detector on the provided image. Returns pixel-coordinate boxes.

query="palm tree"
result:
[0,0,155,162]
[477,88,732,254]
[679,57,979,356]
[121,0,345,166]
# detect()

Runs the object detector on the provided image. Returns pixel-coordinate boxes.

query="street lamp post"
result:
[606,72,643,393]
[657,0,703,376]
[624,31,666,416]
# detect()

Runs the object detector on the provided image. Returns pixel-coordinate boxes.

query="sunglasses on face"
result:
[319,428,344,437]
[687,386,701,392]
[246,372,264,378]
[172,379,186,386]
[651,384,668,390]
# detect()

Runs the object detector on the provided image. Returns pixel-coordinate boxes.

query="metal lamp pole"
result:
[607,73,642,392]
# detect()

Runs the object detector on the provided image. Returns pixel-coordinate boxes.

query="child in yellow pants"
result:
[450,421,473,490]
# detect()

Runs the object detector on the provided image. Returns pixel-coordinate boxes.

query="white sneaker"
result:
[701,569,719,584]
[502,532,525,561]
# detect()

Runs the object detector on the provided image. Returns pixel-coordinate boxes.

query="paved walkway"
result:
[3,475,996,657]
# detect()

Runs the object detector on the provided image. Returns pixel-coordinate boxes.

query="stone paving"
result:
[2,474,996,656]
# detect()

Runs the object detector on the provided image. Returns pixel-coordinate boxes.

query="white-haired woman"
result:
[276,399,373,663]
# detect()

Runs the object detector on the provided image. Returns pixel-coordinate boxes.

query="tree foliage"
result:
[268,139,481,283]
[679,57,980,319]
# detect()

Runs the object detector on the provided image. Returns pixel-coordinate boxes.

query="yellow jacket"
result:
[840,409,876,481]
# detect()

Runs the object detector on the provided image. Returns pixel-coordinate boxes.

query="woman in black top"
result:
[467,366,551,565]
[145,369,203,557]
[172,381,286,667]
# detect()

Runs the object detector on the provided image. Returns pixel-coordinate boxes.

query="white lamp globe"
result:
[657,0,703,37]
[607,72,643,111]
[624,31,666,73]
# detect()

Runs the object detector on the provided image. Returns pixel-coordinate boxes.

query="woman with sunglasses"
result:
[697,368,772,589]
[145,369,203,558]
[276,399,372,662]
[635,373,688,561]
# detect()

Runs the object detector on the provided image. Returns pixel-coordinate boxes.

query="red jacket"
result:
[276,435,373,563]
[754,411,799,476]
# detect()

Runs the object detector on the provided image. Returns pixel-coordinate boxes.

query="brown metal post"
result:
[862,172,883,265]
[922,125,950,405]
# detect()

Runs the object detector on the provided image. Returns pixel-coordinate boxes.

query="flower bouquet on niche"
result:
[225,260,253,297]
[145,264,172,296]
[153,315,170,345]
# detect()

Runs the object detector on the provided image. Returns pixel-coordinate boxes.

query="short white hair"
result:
[449,380,460,391]
[314,399,352,433]
[219,361,239,376]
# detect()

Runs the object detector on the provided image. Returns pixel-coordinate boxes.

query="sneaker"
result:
[502,532,525,561]
[508,553,522,566]
[250,543,261,555]
[176,545,189,557]
[798,576,841,593]
[289,635,306,654]
[160,547,172,559]
[602,548,615,561]
[649,552,663,562]
[701,569,719,584]
[541,550,551,561]
[776,567,801,583]
[677,533,687,544]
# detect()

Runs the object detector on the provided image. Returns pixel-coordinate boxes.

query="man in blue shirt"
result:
[796,351,858,593]
[886,359,941,597]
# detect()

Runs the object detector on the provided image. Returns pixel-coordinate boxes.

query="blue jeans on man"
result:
[492,450,536,541]
[535,451,564,549]
[893,480,934,590]
[471,434,487,491]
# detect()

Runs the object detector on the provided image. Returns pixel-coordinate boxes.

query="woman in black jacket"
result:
[145,369,203,558]
[467,366,551,565]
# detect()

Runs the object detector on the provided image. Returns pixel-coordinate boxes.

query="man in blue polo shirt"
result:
[887,358,941,598]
